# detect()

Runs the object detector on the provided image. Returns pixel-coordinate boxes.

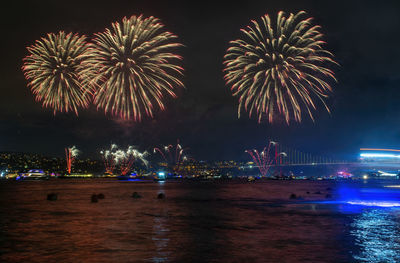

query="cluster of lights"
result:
[66,174,93,177]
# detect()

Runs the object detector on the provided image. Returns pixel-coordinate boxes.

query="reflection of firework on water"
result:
[246,140,285,177]
[100,144,118,174]
[22,32,92,115]
[81,15,184,121]
[113,146,148,176]
[65,146,79,174]
[153,140,188,169]
[224,11,337,124]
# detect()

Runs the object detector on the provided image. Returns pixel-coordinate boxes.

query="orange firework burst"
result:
[81,15,184,121]
[223,11,338,124]
[22,32,92,115]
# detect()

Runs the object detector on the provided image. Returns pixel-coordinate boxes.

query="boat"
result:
[117,172,142,181]
[17,169,48,180]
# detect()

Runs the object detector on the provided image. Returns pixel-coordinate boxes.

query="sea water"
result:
[0,179,399,262]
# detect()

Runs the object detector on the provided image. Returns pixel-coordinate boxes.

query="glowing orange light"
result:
[360,148,400,152]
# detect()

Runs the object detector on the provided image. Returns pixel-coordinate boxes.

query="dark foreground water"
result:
[1,179,400,262]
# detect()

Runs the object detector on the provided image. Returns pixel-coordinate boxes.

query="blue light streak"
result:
[360,153,400,158]
[346,201,400,207]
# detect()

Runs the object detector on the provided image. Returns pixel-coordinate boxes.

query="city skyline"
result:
[2,0,400,160]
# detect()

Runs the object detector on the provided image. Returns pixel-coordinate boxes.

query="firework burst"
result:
[246,140,285,177]
[224,11,337,124]
[81,15,184,121]
[113,146,148,175]
[22,32,92,115]
[65,146,79,174]
[100,144,118,174]
[153,140,187,169]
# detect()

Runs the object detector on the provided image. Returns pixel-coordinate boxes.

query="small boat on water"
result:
[117,173,142,181]
[117,175,132,180]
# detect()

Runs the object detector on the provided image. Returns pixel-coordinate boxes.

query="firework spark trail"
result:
[81,15,184,121]
[246,140,282,177]
[153,140,187,168]
[113,146,148,176]
[166,145,174,163]
[246,149,273,176]
[175,143,183,166]
[65,146,79,174]
[22,32,92,115]
[100,144,118,174]
[224,11,337,124]
[153,147,168,163]
[113,149,134,176]
[175,144,185,171]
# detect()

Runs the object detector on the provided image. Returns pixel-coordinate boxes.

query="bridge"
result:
[243,143,400,177]
[245,141,350,167]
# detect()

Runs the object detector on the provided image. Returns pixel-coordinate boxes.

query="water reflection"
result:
[3,179,400,262]
[151,216,170,262]
[150,180,169,262]
[333,181,400,261]
[175,182,229,262]
[351,208,400,262]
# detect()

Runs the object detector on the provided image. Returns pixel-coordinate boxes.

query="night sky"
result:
[2,0,400,161]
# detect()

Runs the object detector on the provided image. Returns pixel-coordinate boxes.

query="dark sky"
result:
[2,0,400,161]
